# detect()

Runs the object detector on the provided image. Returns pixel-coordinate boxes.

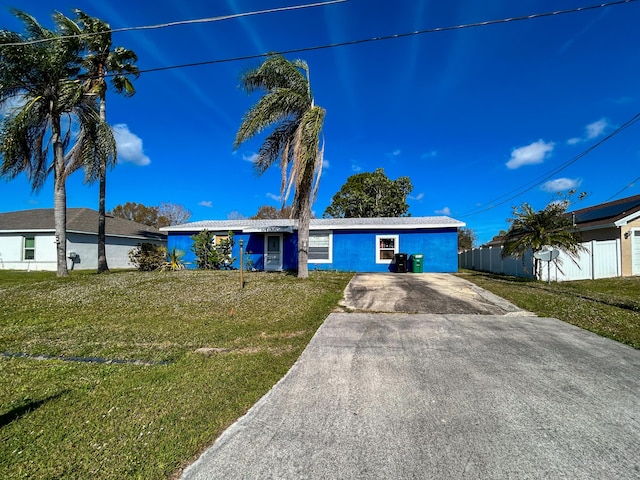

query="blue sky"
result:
[1,0,639,244]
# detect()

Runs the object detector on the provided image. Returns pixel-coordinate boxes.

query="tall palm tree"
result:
[0,9,115,277]
[502,201,584,280]
[234,54,325,279]
[58,10,139,273]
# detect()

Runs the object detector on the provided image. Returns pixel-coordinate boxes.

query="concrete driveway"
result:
[339,273,529,314]
[182,274,640,479]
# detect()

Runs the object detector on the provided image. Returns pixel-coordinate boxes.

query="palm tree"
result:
[234,54,325,279]
[58,10,139,273]
[502,201,584,280]
[0,9,115,277]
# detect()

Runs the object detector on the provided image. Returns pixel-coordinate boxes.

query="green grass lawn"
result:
[0,270,353,479]
[459,270,640,349]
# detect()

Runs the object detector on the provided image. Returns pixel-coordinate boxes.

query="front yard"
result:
[460,271,640,349]
[0,270,353,479]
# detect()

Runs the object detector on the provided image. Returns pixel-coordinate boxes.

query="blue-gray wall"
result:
[167,227,459,272]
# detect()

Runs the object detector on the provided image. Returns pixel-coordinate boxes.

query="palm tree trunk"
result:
[297,196,310,279]
[52,116,69,277]
[97,95,109,273]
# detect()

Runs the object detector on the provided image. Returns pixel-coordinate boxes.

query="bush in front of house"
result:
[191,230,236,270]
[129,243,167,271]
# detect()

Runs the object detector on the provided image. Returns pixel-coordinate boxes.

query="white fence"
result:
[459,239,622,282]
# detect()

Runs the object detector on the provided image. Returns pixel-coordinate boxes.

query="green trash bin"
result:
[411,254,424,273]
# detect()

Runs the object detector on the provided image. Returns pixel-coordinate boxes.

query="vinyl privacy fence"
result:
[458,239,622,282]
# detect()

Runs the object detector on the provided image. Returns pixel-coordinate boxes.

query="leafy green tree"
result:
[251,205,293,219]
[458,227,477,252]
[323,168,413,218]
[0,9,115,277]
[502,200,584,280]
[234,54,325,279]
[191,230,235,270]
[58,10,139,273]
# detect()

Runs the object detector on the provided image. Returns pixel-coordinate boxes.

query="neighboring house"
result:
[0,208,166,271]
[162,216,465,273]
[459,194,640,280]
[570,193,640,277]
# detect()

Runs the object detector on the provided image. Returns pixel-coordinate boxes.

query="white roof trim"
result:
[615,210,640,227]
[162,216,465,232]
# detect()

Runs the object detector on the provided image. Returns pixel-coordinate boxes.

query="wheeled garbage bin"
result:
[411,254,424,273]
[394,253,408,273]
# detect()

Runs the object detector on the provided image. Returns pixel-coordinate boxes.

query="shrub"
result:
[191,230,236,269]
[129,243,167,271]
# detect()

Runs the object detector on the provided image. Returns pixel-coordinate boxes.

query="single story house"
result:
[0,208,166,271]
[460,194,640,280]
[570,193,640,277]
[162,216,465,273]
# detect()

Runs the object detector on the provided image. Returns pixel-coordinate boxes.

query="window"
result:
[24,236,35,260]
[376,235,398,263]
[308,231,332,263]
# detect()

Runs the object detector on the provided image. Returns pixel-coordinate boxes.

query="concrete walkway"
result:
[182,275,640,479]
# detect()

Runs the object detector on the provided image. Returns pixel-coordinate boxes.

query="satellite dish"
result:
[533,248,560,261]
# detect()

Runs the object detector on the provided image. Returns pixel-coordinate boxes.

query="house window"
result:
[308,231,332,263]
[24,236,35,260]
[376,235,398,263]
[214,235,228,245]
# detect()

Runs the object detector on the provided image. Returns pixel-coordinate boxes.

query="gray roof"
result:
[0,208,166,240]
[162,216,465,232]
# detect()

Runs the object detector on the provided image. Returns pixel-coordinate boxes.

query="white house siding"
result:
[460,239,622,282]
[0,234,57,271]
[67,233,165,271]
[0,232,165,271]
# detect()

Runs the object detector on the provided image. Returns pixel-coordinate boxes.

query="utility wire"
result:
[458,112,640,218]
[117,0,639,76]
[604,175,640,201]
[0,0,348,47]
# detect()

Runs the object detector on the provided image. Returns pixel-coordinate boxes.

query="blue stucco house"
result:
[161,216,464,273]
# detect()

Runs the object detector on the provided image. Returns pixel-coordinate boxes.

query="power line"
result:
[0,0,348,47]
[458,112,640,218]
[605,175,640,202]
[123,0,639,76]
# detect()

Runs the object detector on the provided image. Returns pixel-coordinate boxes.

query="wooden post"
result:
[239,239,244,289]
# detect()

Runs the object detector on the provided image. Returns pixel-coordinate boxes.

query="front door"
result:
[265,234,283,271]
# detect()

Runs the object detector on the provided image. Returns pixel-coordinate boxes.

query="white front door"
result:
[265,234,283,271]
[632,230,640,276]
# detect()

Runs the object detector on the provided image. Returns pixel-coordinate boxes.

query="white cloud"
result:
[567,118,612,145]
[266,192,282,202]
[351,164,362,172]
[506,140,554,169]
[242,152,258,163]
[585,118,610,139]
[199,200,213,208]
[322,158,330,169]
[435,206,451,215]
[541,178,582,193]
[409,193,424,201]
[421,151,437,159]
[112,124,150,166]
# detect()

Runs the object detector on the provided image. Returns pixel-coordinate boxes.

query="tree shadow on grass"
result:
[0,390,70,428]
